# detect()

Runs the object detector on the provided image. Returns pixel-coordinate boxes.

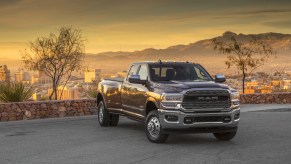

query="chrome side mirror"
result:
[215,74,226,83]
[128,75,147,84]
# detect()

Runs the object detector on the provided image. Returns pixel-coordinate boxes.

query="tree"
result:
[22,26,85,100]
[213,35,275,94]
[0,82,33,102]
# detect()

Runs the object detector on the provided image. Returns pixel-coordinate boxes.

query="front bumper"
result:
[158,108,240,133]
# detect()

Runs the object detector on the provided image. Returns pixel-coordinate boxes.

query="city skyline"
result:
[1,0,291,59]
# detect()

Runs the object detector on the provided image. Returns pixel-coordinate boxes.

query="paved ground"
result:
[240,104,291,112]
[1,105,291,164]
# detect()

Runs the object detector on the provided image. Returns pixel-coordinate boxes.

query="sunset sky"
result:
[1,0,291,59]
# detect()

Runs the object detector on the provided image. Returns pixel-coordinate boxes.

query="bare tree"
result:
[213,35,275,93]
[22,26,85,100]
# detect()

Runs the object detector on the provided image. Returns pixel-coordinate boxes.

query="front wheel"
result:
[145,110,169,143]
[213,128,237,141]
[98,101,110,126]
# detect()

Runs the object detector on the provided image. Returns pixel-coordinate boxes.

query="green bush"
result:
[87,90,98,98]
[0,82,33,102]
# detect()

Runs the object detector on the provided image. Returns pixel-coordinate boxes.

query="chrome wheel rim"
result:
[147,117,161,138]
[99,104,104,122]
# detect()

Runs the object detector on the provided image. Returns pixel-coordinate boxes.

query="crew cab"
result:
[96,61,240,143]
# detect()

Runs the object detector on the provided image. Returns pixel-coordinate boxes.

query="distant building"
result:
[116,71,127,78]
[38,71,52,84]
[31,71,52,84]
[48,84,83,100]
[245,81,258,89]
[32,93,42,101]
[0,65,10,82]
[271,80,281,86]
[244,89,255,94]
[84,69,101,83]
[15,71,31,84]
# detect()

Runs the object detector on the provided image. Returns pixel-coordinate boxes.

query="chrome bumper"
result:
[158,108,240,130]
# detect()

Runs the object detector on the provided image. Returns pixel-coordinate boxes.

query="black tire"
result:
[98,101,110,126]
[213,128,237,141]
[109,114,119,126]
[145,110,169,143]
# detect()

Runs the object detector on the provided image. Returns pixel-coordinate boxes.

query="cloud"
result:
[1,0,291,58]
[230,9,291,15]
[263,20,291,28]
[0,0,21,6]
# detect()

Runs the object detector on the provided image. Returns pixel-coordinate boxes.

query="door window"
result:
[137,64,148,80]
[126,64,140,81]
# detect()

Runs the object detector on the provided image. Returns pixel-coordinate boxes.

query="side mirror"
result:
[128,75,147,84]
[214,74,226,83]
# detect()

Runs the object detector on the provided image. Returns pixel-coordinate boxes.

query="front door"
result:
[121,64,140,113]
[130,64,149,116]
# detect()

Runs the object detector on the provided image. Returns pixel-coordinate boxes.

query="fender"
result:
[145,97,159,108]
[144,97,160,116]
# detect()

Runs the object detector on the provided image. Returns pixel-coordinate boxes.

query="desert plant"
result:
[0,82,33,102]
[87,90,98,98]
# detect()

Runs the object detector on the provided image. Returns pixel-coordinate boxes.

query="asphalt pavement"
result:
[0,105,291,164]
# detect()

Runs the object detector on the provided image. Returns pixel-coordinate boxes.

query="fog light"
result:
[184,117,193,124]
[165,115,178,122]
[223,116,231,123]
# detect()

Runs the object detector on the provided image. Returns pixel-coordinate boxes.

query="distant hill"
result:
[85,32,291,75]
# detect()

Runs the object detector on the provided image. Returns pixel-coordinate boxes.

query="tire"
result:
[109,114,119,126]
[98,101,110,126]
[145,110,169,143]
[213,128,237,141]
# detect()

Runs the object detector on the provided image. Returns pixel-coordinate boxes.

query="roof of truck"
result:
[132,60,195,65]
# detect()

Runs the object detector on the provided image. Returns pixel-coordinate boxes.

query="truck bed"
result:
[103,78,124,82]
[99,78,123,109]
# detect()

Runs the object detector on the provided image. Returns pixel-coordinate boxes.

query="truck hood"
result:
[152,81,230,93]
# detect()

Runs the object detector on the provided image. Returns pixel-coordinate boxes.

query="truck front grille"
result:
[182,90,231,109]
[184,116,231,124]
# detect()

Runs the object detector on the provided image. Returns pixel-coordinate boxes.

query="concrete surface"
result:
[240,104,291,112]
[0,105,291,164]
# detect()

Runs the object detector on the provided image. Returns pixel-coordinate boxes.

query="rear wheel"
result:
[213,128,237,141]
[145,110,169,143]
[98,101,110,126]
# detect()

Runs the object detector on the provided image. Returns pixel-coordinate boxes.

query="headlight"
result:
[230,90,240,107]
[231,91,239,100]
[161,93,183,109]
[161,93,183,102]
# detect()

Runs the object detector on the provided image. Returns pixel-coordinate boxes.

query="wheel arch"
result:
[145,97,159,116]
[97,92,107,109]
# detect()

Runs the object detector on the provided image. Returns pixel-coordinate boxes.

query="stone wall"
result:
[1,93,291,122]
[0,99,97,122]
[240,93,291,104]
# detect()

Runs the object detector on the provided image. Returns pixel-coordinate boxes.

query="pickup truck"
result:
[96,61,240,143]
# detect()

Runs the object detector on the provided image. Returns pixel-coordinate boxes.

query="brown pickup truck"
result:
[96,61,240,143]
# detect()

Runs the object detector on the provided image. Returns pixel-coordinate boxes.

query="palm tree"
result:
[0,82,33,102]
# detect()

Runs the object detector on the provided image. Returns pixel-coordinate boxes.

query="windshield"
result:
[149,63,212,82]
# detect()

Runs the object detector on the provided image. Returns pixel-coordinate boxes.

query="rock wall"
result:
[0,99,97,122]
[240,93,291,104]
[1,93,291,122]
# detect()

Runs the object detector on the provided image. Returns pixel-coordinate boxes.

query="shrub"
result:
[0,82,33,102]
[87,90,98,98]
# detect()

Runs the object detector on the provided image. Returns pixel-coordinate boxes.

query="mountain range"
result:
[85,31,291,75]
